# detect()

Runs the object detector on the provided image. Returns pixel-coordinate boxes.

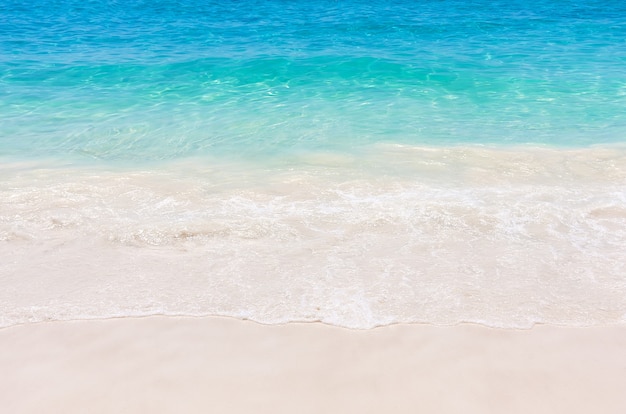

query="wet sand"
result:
[2,316,626,413]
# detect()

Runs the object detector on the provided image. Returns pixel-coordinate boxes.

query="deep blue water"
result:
[1,0,626,161]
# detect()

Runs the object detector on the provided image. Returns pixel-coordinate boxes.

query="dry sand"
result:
[1,316,626,413]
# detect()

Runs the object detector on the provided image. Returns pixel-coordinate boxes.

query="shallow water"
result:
[2,0,626,161]
[2,146,626,329]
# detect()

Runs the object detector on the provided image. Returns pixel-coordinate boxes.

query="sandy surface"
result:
[1,316,626,413]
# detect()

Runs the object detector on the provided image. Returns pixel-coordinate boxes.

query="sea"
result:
[1,0,626,329]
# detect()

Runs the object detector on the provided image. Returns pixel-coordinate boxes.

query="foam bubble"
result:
[1,146,626,329]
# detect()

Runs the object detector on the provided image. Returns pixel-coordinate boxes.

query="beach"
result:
[2,146,626,412]
[3,1,626,411]
[3,316,626,413]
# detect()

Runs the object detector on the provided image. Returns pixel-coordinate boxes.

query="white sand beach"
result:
[3,0,626,412]
[2,316,625,413]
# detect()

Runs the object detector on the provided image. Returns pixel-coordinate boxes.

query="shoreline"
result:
[2,316,626,413]
[3,144,626,331]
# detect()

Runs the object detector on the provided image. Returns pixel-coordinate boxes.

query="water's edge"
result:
[3,145,625,330]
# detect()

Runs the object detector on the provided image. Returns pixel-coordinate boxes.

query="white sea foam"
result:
[1,145,626,329]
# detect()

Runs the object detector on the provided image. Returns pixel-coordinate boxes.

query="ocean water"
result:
[1,0,626,329]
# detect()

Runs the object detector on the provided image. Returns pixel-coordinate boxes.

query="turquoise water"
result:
[2,1,626,329]
[2,0,626,161]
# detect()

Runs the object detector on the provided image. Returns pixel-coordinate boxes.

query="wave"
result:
[2,145,626,329]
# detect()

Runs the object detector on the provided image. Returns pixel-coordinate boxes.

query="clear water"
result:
[1,0,626,329]
[2,0,626,161]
